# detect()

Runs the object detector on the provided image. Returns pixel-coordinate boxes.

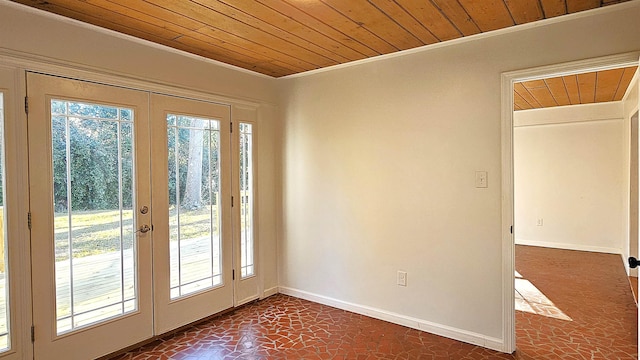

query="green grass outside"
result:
[54,207,219,261]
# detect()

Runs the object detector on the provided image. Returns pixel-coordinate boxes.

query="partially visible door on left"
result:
[0,66,31,360]
[27,73,153,360]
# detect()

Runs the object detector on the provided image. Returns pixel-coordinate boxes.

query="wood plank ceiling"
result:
[514,66,638,110]
[11,0,631,78]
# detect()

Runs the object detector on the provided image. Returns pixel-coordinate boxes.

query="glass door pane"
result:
[167,115,222,298]
[51,99,137,334]
[239,123,254,278]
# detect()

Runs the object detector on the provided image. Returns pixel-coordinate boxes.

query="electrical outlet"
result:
[536,218,543,226]
[397,271,407,287]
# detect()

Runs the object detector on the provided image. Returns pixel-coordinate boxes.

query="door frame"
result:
[0,65,33,360]
[500,52,640,353]
[0,50,265,355]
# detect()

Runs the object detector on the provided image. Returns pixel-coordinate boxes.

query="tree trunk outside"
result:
[182,118,205,209]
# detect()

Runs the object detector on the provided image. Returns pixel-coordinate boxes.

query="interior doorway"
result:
[501,53,640,356]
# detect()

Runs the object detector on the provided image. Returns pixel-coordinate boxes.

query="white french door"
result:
[27,73,153,359]
[25,73,247,358]
[150,94,233,334]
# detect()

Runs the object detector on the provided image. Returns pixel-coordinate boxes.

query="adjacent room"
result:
[513,65,639,358]
[0,0,639,359]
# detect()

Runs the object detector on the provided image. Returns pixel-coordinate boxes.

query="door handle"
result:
[629,257,639,269]
[137,224,151,234]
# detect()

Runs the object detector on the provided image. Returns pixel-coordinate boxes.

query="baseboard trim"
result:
[278,286,505,353]
[515,239,621,255]
[262,286,279,299]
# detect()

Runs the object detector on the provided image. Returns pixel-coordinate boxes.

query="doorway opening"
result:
[502,53,639,356]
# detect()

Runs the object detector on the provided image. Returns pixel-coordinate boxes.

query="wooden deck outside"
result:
[54,235,219,333]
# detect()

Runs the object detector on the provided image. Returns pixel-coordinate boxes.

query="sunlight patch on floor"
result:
[515,271,572,321]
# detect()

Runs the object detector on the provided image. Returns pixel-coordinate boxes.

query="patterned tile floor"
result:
[514,245,637,360]
[111,245,637,359]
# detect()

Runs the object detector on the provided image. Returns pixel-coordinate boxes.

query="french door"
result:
[150,94,233,334]
[26,73,239,358]
[27,73,154,359]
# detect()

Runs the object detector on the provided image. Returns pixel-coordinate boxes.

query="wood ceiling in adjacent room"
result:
[514,66,638,111]
[11,0,631,77]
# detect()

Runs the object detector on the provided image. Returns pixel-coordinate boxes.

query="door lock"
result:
[139,206,149,214]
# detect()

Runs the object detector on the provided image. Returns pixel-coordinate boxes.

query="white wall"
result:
[0,1,280,297]
[279,3,640,349]
[514,103,625,254]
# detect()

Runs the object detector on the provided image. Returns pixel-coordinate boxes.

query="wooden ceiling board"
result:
[567,0,602,13]
[145,0,322,74]
[322,0,422,51]
[528,86,558,107]
[216,0,354,64]
[504,0,545,24]
[367,0,439,45]
[514,91,533,110]
[183,0,338,68]
[522,79,547,89]
[594,68,625,102]
[614,67,637,100]
[514,66,638,111]
[544,77,571,106]
[577,72,596,103]
[430,0,481,36]
[562,75,581,104]
[457,0,515,32]
[282,0,395,55]
[254,0,375,58]
[514,83,542,108]
[393,0,461,41]
[10,0,632,77]
[539,0,567,17]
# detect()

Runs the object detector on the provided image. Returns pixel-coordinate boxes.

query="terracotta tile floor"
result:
[514,245,637,360]
[111,245,637,359]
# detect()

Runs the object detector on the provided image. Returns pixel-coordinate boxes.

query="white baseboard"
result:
[515,239,621,255]
[262,286,278,299]
[278,286,505,353]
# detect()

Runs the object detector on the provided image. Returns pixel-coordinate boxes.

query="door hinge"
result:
[510,225,513,234]
[230,122,233,133]
[28,212,32,230]
[24,96,28,115]
[232,269,235,280]
[231,196,234,207]
[31,325,35,343]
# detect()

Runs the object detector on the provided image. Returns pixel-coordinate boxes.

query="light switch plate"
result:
[475,171,488,188]
[397,271,407,286]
